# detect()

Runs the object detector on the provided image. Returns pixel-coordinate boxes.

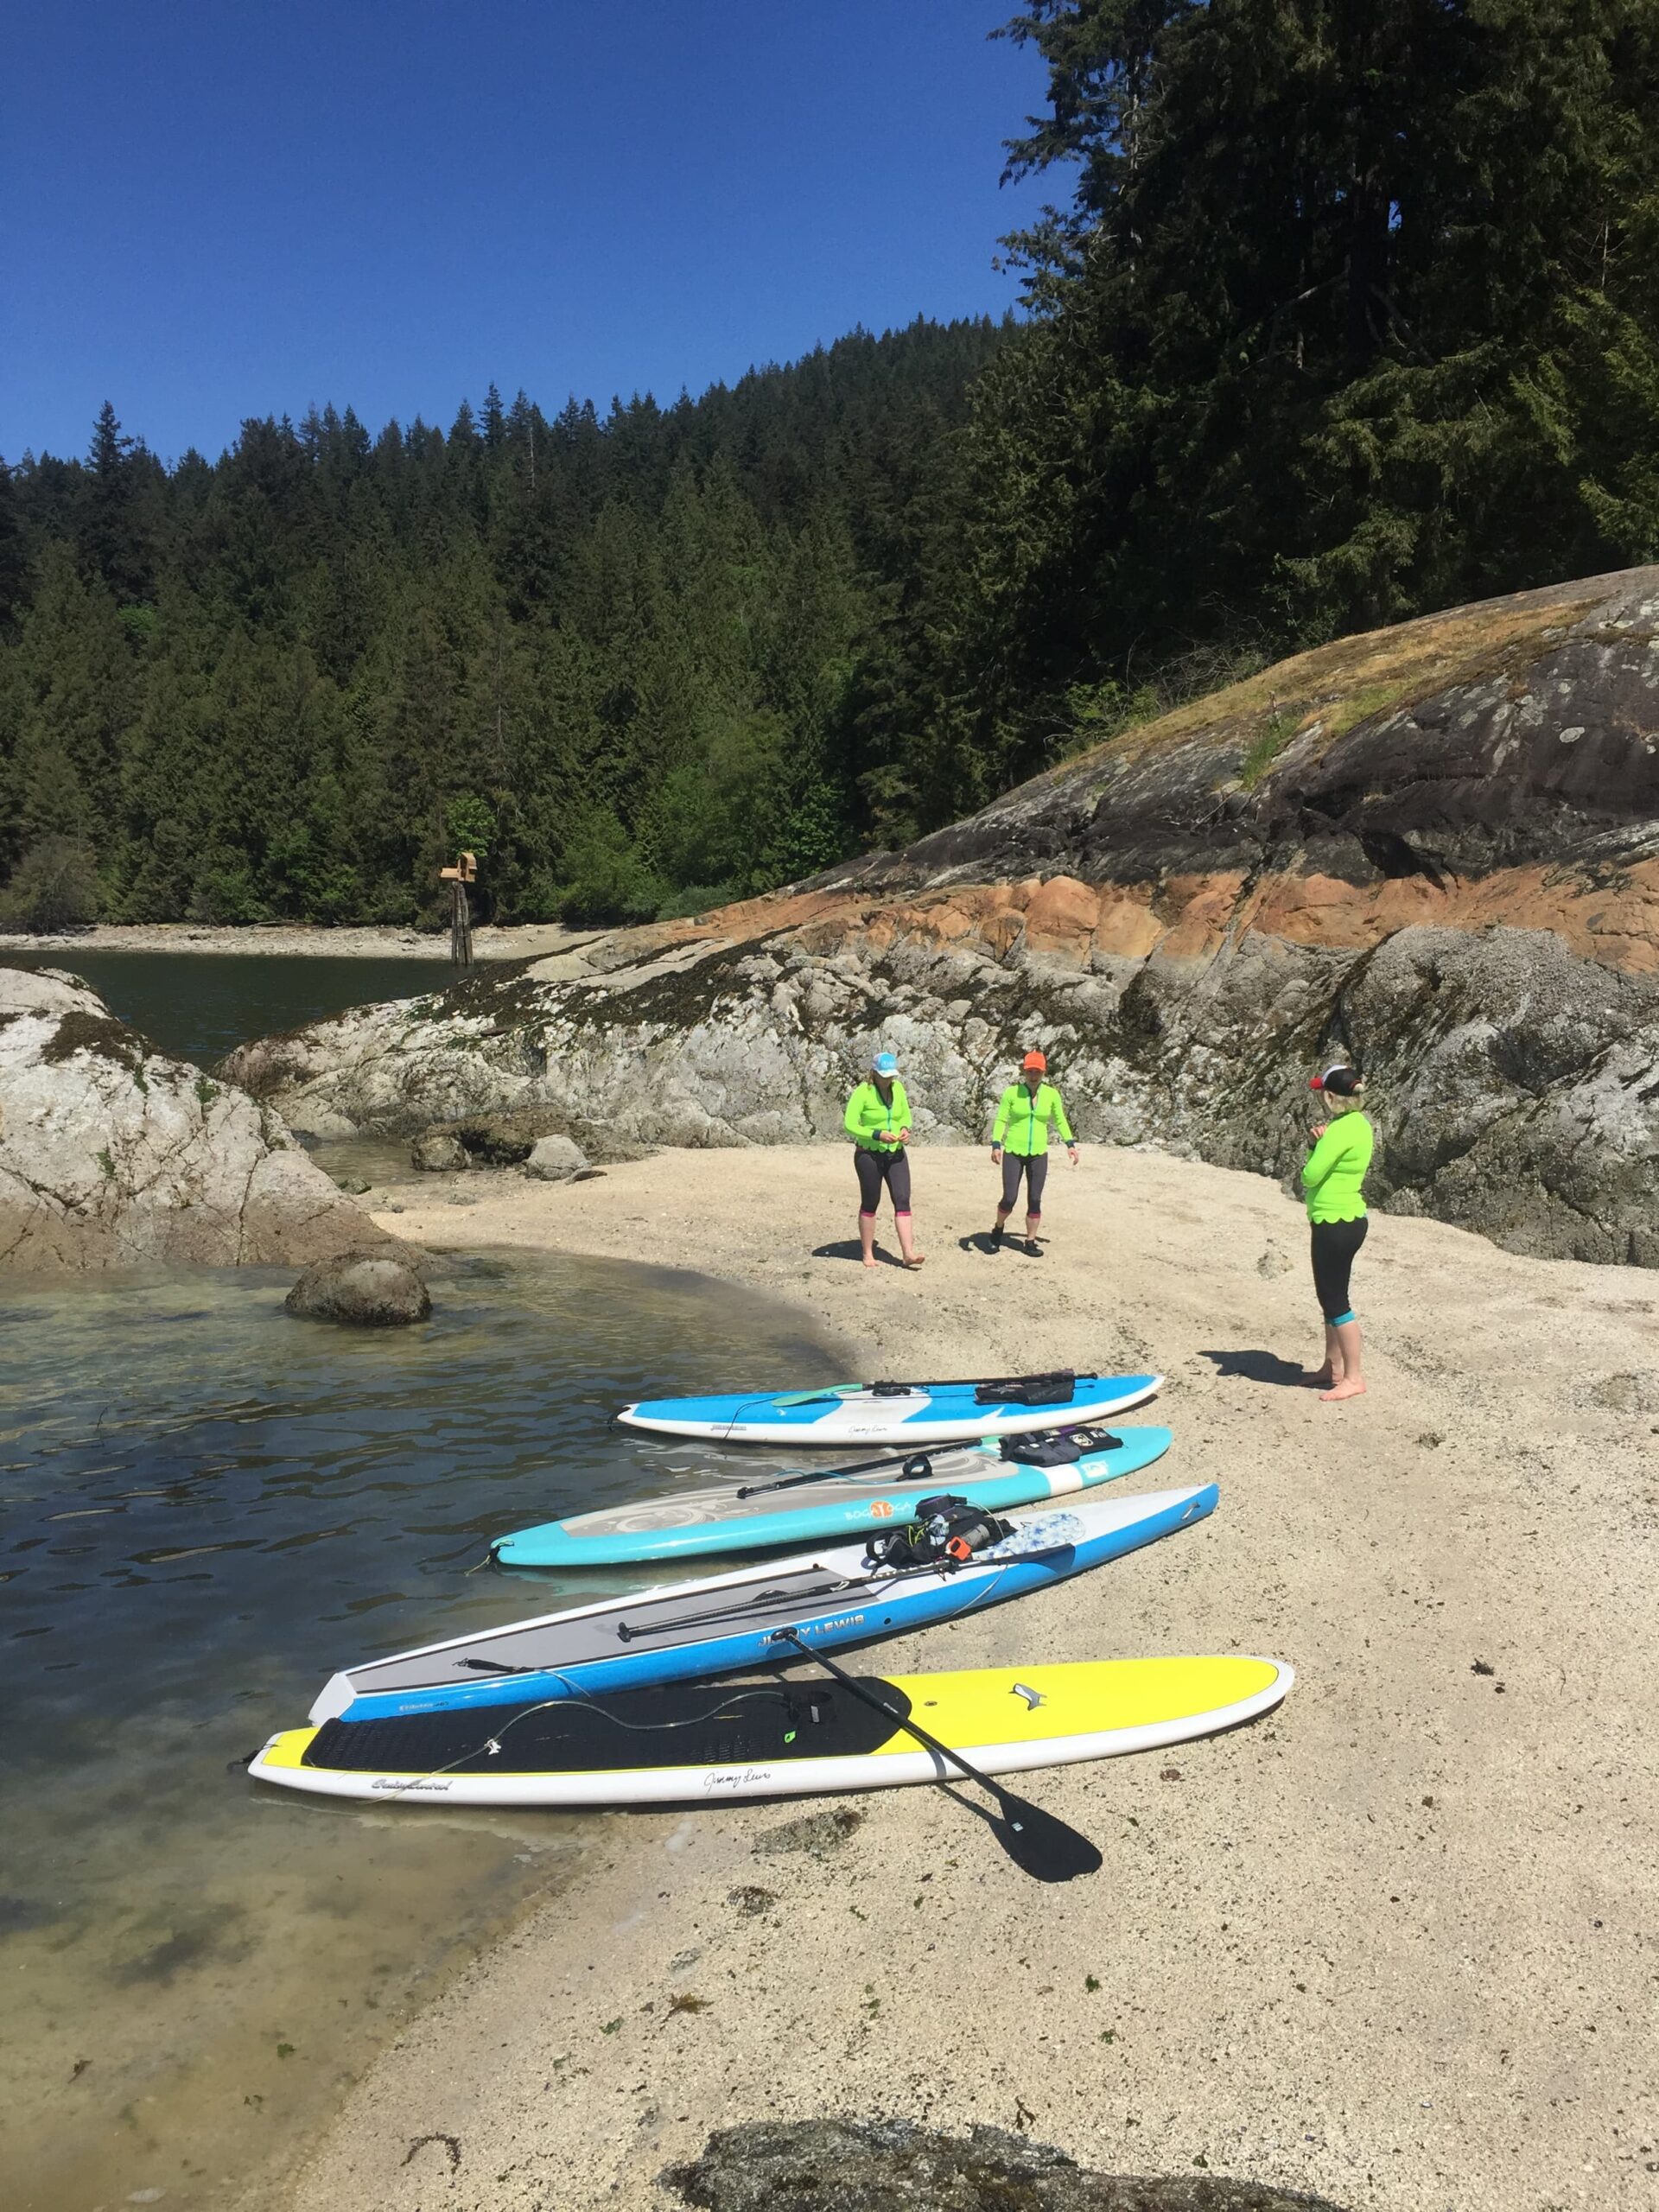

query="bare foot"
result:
[1305,1367,1338,1389]
[862,1256,878,1270]
[903,1255,926,1270]
[1319,1376,1367,1402]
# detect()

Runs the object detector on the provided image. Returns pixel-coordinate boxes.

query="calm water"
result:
[1,1251,829,2212]
[3,948,458,1066]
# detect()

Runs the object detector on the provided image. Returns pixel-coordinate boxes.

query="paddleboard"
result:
[493,1424,1173,1567]
[308,1484,1218,1726]
[616,1370,1162,1446]
[251,1655,1291,1808]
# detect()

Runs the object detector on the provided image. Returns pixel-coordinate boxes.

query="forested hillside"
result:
[0,321,1004,927]
[6,0,1659,930]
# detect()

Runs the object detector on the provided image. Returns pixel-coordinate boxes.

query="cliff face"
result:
[223,568,1659,1267]
[0,966,395,1274]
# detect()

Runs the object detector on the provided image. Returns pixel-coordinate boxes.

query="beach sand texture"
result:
[274,1145,1658,2212]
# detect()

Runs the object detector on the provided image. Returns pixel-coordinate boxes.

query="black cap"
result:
[1309,1064,1363,1096]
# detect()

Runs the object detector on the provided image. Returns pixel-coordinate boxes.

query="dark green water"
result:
[2,1251,830,2211]
[2,948,454,1065]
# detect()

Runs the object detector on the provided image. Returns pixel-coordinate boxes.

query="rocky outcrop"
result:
[525,1133,589,1180]
[828,565,1659,945]
[662,2119,1348,2211]
[406,1106,649,1172]
[222,568,1659,1268]
[0,965,397,1274]
[284,1249,431,1326]
[411,1128,469,1173]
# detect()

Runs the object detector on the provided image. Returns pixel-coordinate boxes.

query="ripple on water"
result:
[0,1249,834,2212]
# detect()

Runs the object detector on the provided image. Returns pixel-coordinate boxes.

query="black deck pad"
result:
[308,1675,912,1777]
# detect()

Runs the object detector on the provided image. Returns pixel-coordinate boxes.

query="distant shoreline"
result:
[0,920,597,963]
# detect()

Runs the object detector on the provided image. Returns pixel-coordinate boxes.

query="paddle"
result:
[770,1630,1101,1885]
[613,1576,857,1643]
[734,1421,1116,1501]
[770,1366,1092,1409]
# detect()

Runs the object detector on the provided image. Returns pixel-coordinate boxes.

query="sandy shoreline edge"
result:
[0,920,594,962]
[263,1144,1655,2212]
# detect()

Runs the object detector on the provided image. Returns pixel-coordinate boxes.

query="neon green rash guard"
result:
[1302,1109,1374,1223]
[992,1082,1074,1158]
[844,1079,911,1153]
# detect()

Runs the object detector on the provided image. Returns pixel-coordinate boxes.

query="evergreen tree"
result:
[909,0,1659,797]
[0,322,1006,921]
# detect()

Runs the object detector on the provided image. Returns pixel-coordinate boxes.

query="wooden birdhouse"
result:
[440,851,479,963]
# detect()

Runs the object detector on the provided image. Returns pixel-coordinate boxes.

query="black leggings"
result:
[999,1152,1049,1218]
[855,1147,912,1217]
[1311,1217,1368,1323]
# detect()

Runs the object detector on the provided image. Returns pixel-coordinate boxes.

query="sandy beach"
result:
[0,920,594,962]
[271,1143,1657,2212]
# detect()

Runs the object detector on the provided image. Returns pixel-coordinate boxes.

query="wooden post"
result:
[439,851,478,968]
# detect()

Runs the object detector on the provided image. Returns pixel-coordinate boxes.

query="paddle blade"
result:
[994,1795,1102,1883]
[769,1388,851,1408]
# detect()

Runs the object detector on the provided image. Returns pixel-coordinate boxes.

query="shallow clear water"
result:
[2,949,456,1066]
[1,1251,829,2211]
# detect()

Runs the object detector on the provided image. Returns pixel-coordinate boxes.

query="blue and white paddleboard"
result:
[493,1425,1173,1568]
[616,1370,1162,1446]
[310,1483,1217,1727]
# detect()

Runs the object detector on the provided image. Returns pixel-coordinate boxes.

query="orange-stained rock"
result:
[1021,874,1103,957]
[1090,888,1166,961]
[664,851,1659,982]
[1155,874,1249,962]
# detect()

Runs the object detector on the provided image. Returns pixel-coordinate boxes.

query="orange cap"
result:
[1022,1051,1046,1071]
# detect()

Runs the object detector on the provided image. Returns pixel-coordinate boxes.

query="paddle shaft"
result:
[771,1367,1091,1409]
[867,1368,1090,1391]
[770,1627,1030,1831]
[737,1420,1116,1500]
[737,1446,944,1501]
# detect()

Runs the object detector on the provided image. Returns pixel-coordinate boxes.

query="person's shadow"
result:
[812,1239,906,1268]
[1199,1349,1311,1388]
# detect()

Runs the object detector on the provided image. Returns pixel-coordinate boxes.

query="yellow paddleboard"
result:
[250,1654,1290,1808]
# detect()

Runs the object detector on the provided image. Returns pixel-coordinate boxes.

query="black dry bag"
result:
[973,1370,1077,1408]
[1000,1425,1122,1467]
[864,1493,1014,1573]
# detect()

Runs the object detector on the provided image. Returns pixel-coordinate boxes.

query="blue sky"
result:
[3,2,1052,465]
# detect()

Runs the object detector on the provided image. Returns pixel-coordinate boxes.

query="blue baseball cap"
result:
[871,1052,899,1077]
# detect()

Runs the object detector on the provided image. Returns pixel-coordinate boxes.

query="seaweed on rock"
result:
[662,2117,1351,2212]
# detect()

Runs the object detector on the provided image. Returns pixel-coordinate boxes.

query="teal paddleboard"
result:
[492,1424,1173,1568]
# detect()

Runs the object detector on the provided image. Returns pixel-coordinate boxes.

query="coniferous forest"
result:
[5,0,1659,930]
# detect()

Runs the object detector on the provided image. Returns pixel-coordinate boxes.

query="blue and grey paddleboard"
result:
[311,1483,1217,1726]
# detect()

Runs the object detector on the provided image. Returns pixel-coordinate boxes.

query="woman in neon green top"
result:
[843,1051,924,1270]
[1301,1063,1375,1402]
[988,1050,1077,1255]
